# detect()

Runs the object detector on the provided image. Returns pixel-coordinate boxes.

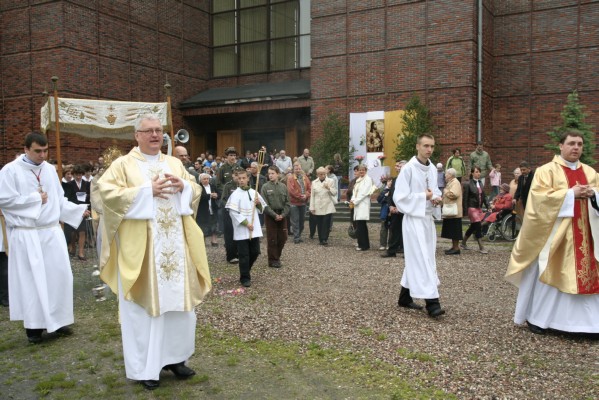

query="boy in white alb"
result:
[225,170,267,287]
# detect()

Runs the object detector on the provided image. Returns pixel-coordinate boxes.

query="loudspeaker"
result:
[176,129,189,143]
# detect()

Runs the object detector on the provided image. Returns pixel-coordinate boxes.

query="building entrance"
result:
[242,129,285,156]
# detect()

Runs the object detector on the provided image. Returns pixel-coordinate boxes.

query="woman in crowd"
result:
[333,153,344,201]
[441,168,463,255]
[350,164,373,251]
[309,167,337,246]
[197,173,219,247]
[481,183,513,234]
[377,178,393,250]
[461,166,489,254]
[508,167,521,198]
[325,165,339,231]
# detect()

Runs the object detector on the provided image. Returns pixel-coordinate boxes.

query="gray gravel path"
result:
[197,224,598,399]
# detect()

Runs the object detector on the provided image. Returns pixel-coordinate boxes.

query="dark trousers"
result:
[386,212,404,254]
[399,287,441,312]
[465,221,483,239]
[223,212,238,261]
[0,252,8,305]
[290,204,306,240]
[309,213,316,238]
[315,214,332,243]
[264,215,287,264]
[355,220,370,250]
[236,238,261,282]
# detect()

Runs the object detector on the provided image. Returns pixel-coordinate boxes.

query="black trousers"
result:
[355,220,370,250]
[386,212,404,254]
[0,252,8,305]
[236,238,261,282]
[399,287,441,311]
[309,212,316,238]
[465,221,483,239]
[314,214,332,243]
[223,211,238,261]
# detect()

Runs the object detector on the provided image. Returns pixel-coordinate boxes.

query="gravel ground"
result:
[197,224,598,399]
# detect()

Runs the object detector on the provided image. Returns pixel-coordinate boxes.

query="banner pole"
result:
[51,76,62,178]
[164,82,175,154]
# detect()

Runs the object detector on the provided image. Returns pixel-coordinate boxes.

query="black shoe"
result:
[309,235,314,240]
[139,380,160,390]
[269,262,281,268]
[444,249,461,255]
[27,335,43,344]
[163,362,196,379]
[527,322,546,335]
[56,326,73,336]
[380,253,396,258]
[211,242,219,247]
[427,307,446,318]
[399,302,424,310]
[241,280,251,287]
[319,241,329,246]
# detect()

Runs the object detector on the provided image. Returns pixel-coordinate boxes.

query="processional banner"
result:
[41,97,168,139]
[349,110,405,184]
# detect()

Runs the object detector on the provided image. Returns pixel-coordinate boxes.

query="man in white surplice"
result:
[393,134,446,318]
[0,132,89,343]
[98,114,211,390]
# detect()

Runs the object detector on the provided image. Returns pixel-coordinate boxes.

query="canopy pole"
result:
[164,82,175,152]
[51,76,62,177]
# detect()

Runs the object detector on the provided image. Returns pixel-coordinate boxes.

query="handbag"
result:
[467,207,483,223]
[348,223,357,239]
[442,203,458,218]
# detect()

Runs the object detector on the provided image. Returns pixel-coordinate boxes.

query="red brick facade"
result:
[1,0,598,178]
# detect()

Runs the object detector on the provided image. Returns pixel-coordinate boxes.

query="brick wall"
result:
[0,0,210,166]
[1,0,598,178]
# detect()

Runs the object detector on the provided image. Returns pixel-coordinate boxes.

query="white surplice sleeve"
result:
[393,165,426,218]
[124,182,154,220]
[0,166,42,220]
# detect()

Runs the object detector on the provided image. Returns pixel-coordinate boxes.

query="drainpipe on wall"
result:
[477,0,483,143]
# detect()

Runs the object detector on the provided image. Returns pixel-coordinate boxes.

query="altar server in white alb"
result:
[225,169,267,288]
[0,132,89,343]
[98,114,211,390]
[393,133,445,318]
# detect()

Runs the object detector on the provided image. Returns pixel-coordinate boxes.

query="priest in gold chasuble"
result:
[98,114,211,389]
[505,130,599,335]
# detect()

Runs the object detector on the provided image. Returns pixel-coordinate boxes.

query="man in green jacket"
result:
[469,141,493,187]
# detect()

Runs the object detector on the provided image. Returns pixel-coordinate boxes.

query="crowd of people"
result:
[0,119,597,391]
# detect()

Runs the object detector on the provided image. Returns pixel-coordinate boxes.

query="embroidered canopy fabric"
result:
[41,97,168,139]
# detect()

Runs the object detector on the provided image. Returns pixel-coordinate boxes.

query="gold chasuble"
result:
[506,156,599,295]
[98,148,211,317]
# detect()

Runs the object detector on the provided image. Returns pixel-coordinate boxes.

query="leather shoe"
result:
[56,326,73,336]
[380,253,396,258]
[163,362,196,379]
[444,249,461,255]
[139,379,160,390]
[399,302,424,310]
[527,322,546,335]
[241,280,251,288]
[428,307,446,318]
[28,335,43,344]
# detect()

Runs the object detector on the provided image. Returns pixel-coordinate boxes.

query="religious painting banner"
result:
[41,97,168,139]
[349,110,405,184]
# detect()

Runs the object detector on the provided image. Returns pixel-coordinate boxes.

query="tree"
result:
[311,112,355,176]
[393,94,441,163]
[545,90,595,165]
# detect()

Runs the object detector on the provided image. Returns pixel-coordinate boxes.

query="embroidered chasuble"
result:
[98,148,211,317]
[506,156,599,295]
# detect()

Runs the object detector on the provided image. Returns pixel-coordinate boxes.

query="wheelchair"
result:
[483,209,522,242]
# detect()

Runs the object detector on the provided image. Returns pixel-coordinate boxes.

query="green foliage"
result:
[393,94,441,162]
[545,90,595,165]
[311,112,355,175]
